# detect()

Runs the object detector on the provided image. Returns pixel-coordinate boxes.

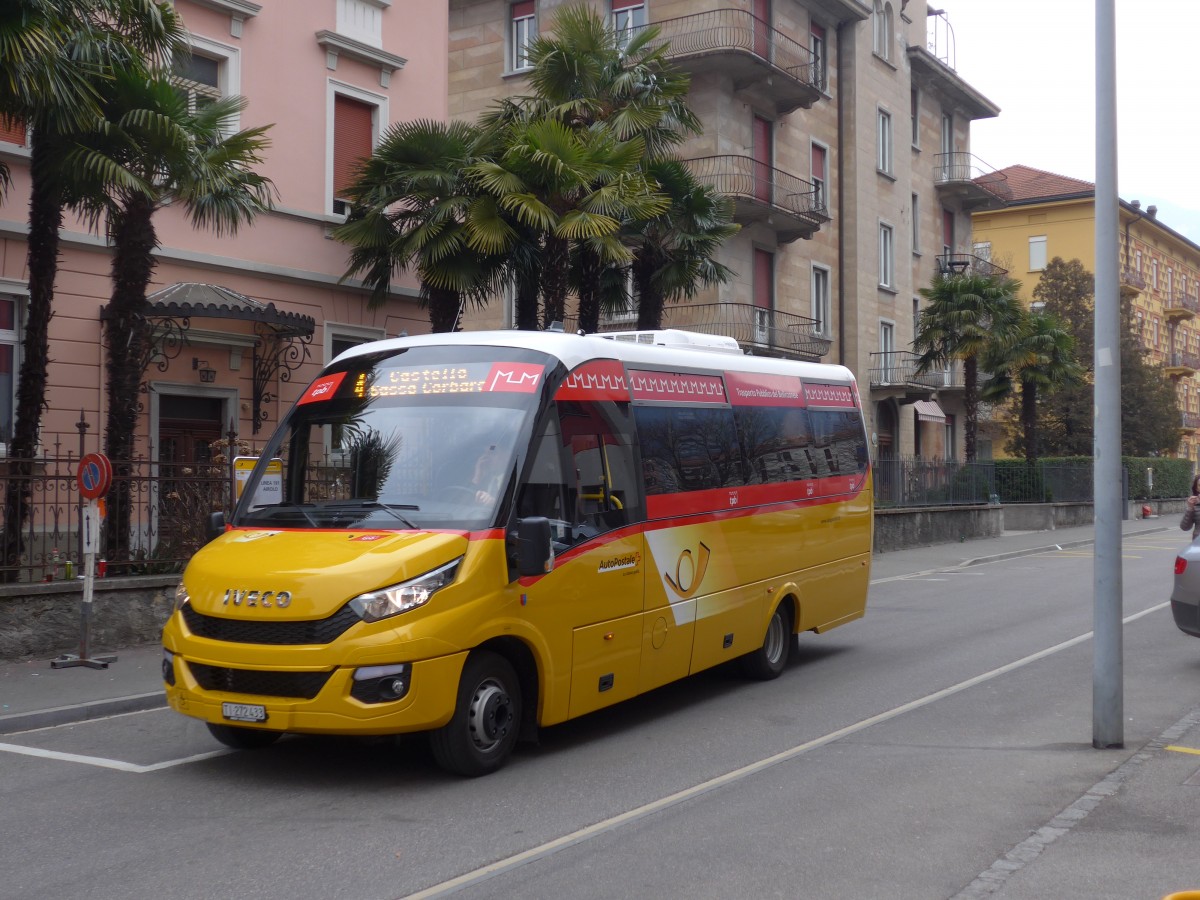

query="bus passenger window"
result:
[557,401,638,537]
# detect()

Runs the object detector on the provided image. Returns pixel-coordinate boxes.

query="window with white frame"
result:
[331,91,379,216]
[1151,258,1159,289]
[973,241,992,261]
[877,109,892,174]
[910,87,919,146]
[1167,267,1173,295]
[811,265,831,336]
[1134,249,1143,274]
[879,223,895,288]
[1028,235,1047,271]
[911,193,919,253]
[511,1,537,72]
[612,0,646,48]
[811,142,828,209]
[173,37,239,122]
[810,21,827,91]
[336,0,384,48]
[873,1,892,61]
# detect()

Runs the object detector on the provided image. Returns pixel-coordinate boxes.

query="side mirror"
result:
[205,512,226,543]
[516,516,554,577]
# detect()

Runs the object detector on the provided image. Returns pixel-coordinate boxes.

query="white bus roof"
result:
[332,329,857,385]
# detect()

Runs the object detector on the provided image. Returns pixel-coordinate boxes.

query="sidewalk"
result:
[0,517,1179,736]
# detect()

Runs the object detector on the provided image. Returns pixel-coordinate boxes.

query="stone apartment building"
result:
[971,164,1200,462]
[448,0,1006,460]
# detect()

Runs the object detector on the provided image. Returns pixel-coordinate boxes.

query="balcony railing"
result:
[685,154,828,243]
[634,9,824,112]
[1165,290,1200,318]
[933,152,1011,209]
[936,359,993,391]
[1167,351,1200,373]
[868,351,943,390]
[935,253,1008,279]
[1119,268,1147,295]
[1183,411,1200,431]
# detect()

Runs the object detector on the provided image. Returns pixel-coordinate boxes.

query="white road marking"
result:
[0,742,229,772]
[402,601,1171,899]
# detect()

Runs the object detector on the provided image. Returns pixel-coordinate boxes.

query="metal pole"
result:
[1093,0,1123,749]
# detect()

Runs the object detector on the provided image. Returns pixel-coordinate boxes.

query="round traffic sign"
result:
[78,452,112,500]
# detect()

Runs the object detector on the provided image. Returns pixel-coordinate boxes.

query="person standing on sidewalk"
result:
[1181,475,1200,538]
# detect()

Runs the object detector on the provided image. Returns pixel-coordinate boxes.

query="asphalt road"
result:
[2,534,1197,899]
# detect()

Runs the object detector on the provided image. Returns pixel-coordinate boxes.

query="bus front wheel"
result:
[430,651,522,777]
[740,601,793,681]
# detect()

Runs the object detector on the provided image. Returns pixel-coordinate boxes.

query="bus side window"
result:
[517,417,568,525]
[558,400,639,536]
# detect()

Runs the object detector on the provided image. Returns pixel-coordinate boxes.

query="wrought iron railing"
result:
[1168,351,1200,371]
[868,351,942,389]
[873,457,1094,508]
[1183,411,1200,430]
[1120,268,1147,291]
[933,152,1012,202]
[685,154,828,224]
[1166,290,1200,315]
[633,8,822,89]
[935,253,1008,278]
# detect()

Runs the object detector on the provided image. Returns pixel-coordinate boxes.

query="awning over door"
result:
[914,400,947,423]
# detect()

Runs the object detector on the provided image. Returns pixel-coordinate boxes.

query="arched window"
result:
[873,1,893,61]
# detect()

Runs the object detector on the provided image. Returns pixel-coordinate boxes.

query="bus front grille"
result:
[181,604,360,645]
[188,662,332,699]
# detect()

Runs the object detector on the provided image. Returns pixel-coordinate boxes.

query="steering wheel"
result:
[441,485,478,503]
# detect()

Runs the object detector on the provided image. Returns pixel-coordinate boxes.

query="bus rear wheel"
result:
[206,722,282,750]
[740,601,793,681]
[430,651,522,777]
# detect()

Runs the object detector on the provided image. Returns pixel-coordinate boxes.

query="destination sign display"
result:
[351,362,546,399]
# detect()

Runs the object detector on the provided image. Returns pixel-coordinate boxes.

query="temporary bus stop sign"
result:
[77,452,112,500]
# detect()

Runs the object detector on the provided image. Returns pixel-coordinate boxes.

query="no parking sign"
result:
[77,452,112,500]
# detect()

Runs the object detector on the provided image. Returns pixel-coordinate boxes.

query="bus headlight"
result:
[349,558,462,623]
[174,583,190,612]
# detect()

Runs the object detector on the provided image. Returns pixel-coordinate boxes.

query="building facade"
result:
[971,164,1200,461]
[448,0,1005,461]
[0,0,446,466]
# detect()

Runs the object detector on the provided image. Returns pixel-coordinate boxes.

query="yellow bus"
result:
[161,329,873,775]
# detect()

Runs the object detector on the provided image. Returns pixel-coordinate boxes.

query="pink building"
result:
[0,0,446,468]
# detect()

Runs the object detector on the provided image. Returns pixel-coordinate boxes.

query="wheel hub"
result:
[467,680,512,750]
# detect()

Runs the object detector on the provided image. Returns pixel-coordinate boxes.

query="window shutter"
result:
[811,144,826,177]
[333,96,374,199]
[611,0,642,9]
[0,116,26,146]
[512,1,534,17]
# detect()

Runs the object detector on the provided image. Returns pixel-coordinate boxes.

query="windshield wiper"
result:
[327,500,421,530]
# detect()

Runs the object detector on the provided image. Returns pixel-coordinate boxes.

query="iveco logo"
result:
[222,589,292,609]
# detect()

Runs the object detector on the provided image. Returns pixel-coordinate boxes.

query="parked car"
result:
[1171,541,1200,637]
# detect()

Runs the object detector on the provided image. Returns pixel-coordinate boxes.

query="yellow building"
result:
[971,164,1200,461]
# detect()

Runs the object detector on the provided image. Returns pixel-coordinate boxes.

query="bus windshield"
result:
[232,344,555,531]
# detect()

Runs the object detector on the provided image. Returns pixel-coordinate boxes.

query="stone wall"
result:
[873,505,1004,553]
[0,576,177,660]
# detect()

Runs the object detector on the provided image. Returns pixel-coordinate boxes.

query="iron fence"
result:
[873,457,1095,509]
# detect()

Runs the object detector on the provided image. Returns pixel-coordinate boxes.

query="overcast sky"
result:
[941,0,1200,244]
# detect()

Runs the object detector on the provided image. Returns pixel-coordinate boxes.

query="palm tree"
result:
[631,158,738,330]
[0,0,185,579]
[981,309,1084,466]
[69,67,272,561]
[913,272,1023,462]
[334,118,511,333]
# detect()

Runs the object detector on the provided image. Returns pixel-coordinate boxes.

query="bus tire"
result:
[740,601,793,681]
[430,651,522,777]
[206,722,282,750]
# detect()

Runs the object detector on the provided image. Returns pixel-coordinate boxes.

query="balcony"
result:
[1165,351,1200,378]
[934,152,1011,211]
[1164,289,1199,321]
[868,350,942,402]
[1182,412,1200,433]
[1119,267,1147,298]
[935,253,1008,279]
[934,359,993,392]
[686,154,829,243]
[636,9,824,115]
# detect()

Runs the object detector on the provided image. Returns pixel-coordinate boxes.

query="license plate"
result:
[222,702,267,723]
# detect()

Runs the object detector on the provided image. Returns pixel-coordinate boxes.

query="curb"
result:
[0,690,166,735]
[959,525,1171,568]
